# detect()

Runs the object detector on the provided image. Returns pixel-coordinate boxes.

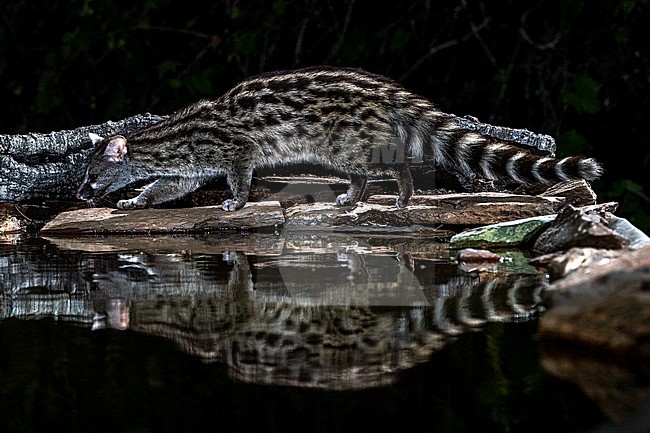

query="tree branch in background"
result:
[454,115,556,155]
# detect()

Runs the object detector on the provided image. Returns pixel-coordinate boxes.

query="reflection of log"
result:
[0,114,166,202]
[42,233,287,254]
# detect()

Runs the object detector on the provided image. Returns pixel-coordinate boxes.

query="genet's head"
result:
[76,133,131,203]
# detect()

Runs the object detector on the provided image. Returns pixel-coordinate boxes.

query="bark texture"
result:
[0,113,167,202]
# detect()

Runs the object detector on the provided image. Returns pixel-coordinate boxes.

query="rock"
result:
[539,271,650,366]
[533,205,629,254]
[609,215,650,250]
[0,204,29,235]
[457,248,501,272]
[539,247,650,422]
[530,247,625,280]
[542,245,650,294]
[450,214,556,249]
[540,345,650,422]
[540,179,597,207]
[458,248,501,263]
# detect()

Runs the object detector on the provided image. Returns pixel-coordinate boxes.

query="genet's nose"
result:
[76,185,92,201]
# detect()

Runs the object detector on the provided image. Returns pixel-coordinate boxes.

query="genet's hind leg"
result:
[223,166,254,211]
[336,173,368,206]
[395,163,414,209]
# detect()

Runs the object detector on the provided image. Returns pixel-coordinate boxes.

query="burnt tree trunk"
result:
[0,113,167,202]
[0,112,553,203]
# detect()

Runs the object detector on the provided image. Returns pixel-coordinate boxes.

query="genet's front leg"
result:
[335,173,368,206]
[117,176,203,209]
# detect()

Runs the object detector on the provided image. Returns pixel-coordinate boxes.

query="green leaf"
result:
[562,75,602,114]
[185,71,214,96]
[157,60,180,80]
[557,129,588,156]
[272,0,288,14]
[614,27,630,44]
[233,32,258,56]
[612,179,650,202]
[389,29,410,52]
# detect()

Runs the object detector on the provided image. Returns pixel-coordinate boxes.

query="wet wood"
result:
[40,201,285,235]
[38,190,580,236]
[291,192,566,227]
[540,179,597,207]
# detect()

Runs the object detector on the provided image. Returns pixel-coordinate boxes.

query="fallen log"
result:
[40,192,570,236]
[40,201,285,235]
[0,113,166,202]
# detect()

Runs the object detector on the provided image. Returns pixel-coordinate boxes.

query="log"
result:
[539,179,597,207]
[40,201,285,235]
[38,192,571,236]
[0,113,166,202]
[454,115,556,155]
[304,193,564,226]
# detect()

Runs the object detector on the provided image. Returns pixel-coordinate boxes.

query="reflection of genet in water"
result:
[0,237,546,389]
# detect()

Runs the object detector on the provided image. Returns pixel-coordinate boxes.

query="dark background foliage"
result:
[1,0,648,230]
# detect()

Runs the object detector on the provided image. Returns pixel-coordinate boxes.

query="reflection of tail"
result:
[429,274,546,334]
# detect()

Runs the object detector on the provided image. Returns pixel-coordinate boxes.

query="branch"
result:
[0,113,167,202]
[453,114,556,155]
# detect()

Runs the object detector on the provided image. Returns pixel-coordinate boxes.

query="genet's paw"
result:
[396,196,409,209]
[335,193,355,206]
[117,197,144,210]
[221,198,244,212]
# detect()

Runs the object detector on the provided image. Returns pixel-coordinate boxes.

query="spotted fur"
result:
[76,66,603,211]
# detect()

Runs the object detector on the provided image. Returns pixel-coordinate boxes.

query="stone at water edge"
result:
[0,204,29,234]
[450,214,556,249]
[608,215,650,250]
[533,205,629,254]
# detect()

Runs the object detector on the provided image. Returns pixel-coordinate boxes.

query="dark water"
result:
[0,233,610,432]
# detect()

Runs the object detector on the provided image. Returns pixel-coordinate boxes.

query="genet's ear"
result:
[104,135,128,162]
[89,132,104,145]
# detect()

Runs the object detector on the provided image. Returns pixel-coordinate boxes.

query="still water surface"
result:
[0,233,607,432]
